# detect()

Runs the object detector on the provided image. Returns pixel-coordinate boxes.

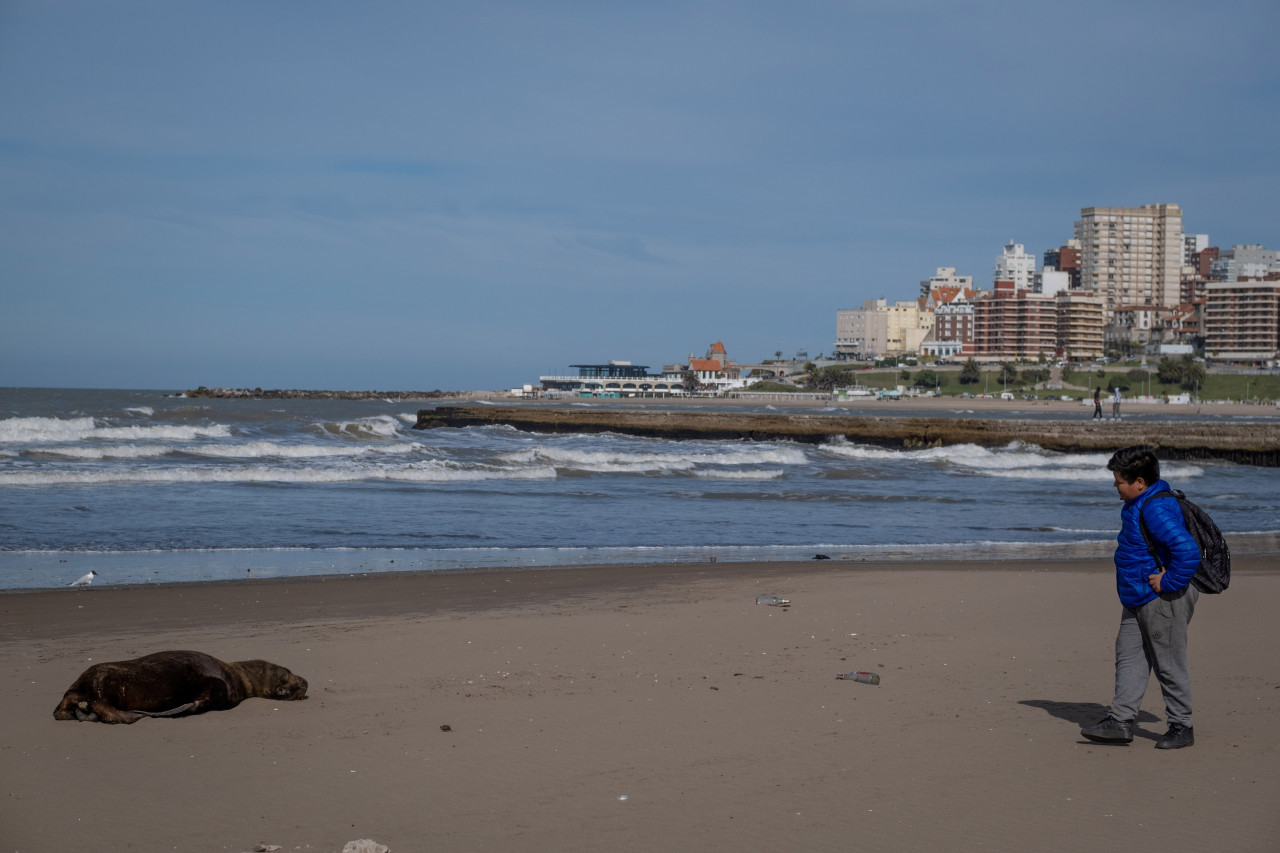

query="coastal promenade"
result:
[415,403,1280,466]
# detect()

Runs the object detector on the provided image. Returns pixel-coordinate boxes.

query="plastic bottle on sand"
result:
[836,671,880,685]
[755,594,790,606]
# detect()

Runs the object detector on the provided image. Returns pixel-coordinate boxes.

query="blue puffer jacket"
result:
[1114,478,1201,608]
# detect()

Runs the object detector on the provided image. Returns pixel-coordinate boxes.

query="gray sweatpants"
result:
[1109,585,1199,727]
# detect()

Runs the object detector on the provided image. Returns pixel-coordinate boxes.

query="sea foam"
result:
[823,440,1110,471]
[0,416,99,444]
[692,469,785,480]
[189,441,420,459]
[0,416,231,444]
[30,444,174,460]
[0,461,557,486]
[315,416,405,440]
[497,444,808,474]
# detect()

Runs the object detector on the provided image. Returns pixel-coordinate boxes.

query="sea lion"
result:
[53,650,308,724]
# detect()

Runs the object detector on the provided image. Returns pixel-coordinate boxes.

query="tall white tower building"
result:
[995,242,1036,290]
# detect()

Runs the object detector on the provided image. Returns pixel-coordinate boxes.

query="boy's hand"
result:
[1148,569,1165,593]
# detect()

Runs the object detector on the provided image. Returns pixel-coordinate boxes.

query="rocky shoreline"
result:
[414,404,1280,466]
[183,386,468,400]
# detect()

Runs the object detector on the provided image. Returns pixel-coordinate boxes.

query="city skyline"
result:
[2,1,1278,391]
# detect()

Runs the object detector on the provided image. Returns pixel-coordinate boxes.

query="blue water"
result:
[2,388,1277,589]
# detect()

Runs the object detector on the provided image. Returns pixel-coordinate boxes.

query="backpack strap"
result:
[1137,490,1176,569]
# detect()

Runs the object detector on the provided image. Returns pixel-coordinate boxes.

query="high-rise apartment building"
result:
[1210,244,1280,281]
[1184,234,1210,266]
[1198,246,1219,279]
[1055,290,1106,362]
[972,282,1057,360]
[1044,240,1082,290]
[1204,280,1280,362]
[995,242,1036,291]
[1074,204,1184,312]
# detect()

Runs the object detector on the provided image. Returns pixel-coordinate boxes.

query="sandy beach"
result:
[2,558,1278,852]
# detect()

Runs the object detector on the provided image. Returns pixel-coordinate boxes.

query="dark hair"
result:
[1107,445,1160,485]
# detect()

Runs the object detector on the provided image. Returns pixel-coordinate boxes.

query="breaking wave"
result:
[0,416,99,444]
[497,444,808,474]
[0,461,557,486]
[692,469,785,480]
[822,440,1206,481]
[31,444,174,460]
[0,415,231,444]
[314,416,405,440]
[188,441,420,459]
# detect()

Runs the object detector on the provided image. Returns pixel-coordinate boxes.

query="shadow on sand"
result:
[1020,700,1163,743]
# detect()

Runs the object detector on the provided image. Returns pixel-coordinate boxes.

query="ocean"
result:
[2,387,1277,590]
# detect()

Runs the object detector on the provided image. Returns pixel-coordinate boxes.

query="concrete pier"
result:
[414,405,1280,466]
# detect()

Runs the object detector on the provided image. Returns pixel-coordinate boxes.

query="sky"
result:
[2,0,1277,391]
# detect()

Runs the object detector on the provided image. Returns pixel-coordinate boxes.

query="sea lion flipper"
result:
[91,703,145,724]
[134,702,197,718]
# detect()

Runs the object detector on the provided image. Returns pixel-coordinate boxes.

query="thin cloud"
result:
[333,158,443,177]
[573,235,666,264]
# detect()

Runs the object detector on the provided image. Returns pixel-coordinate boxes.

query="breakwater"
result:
[185,386,462,400]
[415,405,1280,466]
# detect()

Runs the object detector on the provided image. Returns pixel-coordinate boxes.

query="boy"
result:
[1082,445,1202,749]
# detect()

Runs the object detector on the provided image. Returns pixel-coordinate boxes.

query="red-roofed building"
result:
[1159,302,1202,346]
[685,342,745,391]
[922,285,978,359]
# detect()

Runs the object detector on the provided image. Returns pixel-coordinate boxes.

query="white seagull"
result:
[69,571,98,589]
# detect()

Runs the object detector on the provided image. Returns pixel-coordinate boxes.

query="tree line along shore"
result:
[773,361,1280,403]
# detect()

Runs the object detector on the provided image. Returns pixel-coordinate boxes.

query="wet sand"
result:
[2,558,1278,851]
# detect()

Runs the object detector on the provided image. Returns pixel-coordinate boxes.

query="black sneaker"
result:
[1081,715,1134,743]
[1155,723,1194,750]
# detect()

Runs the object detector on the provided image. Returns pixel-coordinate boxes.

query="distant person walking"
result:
[1112,387,1122,420]
[1093,387,1103,420]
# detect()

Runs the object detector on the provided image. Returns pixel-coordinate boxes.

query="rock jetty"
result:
[414,405,1280,466]
[185,387,462,401]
